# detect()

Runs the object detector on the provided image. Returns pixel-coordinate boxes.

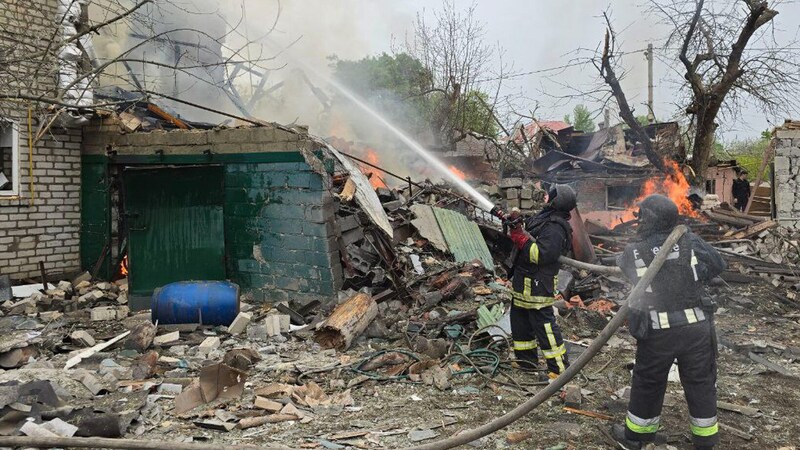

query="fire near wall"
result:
[775,126,800,228]
[81,123,342,305]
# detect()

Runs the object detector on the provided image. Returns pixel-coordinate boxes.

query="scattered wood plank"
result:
[562,407,613,420]
[748,352,796,378]
[703,211,754,228]
[717,401,761,417]
[714,204,766,223]
[64,330,131,369]
[730,220,778,240]
[147,103,189,129]
[745,140,775,214]
[719,422,753,441]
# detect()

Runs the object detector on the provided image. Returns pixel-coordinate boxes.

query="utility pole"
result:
[645,43,654,123]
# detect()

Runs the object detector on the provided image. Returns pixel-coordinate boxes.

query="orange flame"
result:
[364,149,387,189]
[448,165,467,181]
[621,160,701,222]
[120,255,129,276]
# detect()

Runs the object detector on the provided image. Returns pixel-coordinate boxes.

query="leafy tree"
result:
[563,104,596,133]
[329,53,432,137]
[329,52,497,141]
[717,130,772,176]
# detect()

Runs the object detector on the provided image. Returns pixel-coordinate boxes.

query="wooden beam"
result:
[729,219,778,240]
[745,141,775,214]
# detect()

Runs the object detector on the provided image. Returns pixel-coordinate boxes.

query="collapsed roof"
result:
[527,121,687,183]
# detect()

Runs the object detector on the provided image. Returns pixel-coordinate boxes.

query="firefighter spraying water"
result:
[491,185,577,379]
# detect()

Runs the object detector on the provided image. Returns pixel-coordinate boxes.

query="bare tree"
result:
[402,0,503,149]
[0,0,283,135]
[598,21,670,174]
[598,0,798,182]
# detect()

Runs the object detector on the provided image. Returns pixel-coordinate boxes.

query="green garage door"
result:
[123,166,226,306]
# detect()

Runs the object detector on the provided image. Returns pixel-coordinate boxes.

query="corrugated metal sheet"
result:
[326,144,393,237]
[410,204,448,252]
[431,206,495,271]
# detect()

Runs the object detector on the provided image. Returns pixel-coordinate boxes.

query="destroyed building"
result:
[774,120,800,228]
[80,115,344,309]
[515,120,772,225]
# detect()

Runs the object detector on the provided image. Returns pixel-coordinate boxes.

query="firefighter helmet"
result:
[548,184,577,212]
[637,194,678,234]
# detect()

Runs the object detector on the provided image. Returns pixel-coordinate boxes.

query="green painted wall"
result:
[79,151,341,303]
[79,156,111,279]
[223,161,340,302]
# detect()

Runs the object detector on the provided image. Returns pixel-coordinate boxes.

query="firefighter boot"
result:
[611,424,643,450]
[611,424,668,449]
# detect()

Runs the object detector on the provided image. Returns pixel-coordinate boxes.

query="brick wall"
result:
[0,0,83,280]
[775,126,800,228]
[224,161,342,302]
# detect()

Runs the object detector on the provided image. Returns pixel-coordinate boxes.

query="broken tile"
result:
[41,418,78,437]
[20,421,59,438]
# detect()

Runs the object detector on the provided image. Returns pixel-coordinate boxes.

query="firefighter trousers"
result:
[510,303,568,374]
[625,320,718,448]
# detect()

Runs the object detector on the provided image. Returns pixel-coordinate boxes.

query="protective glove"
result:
[509,226,530,249]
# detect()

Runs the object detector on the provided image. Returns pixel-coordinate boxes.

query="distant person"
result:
[732,170,751,212]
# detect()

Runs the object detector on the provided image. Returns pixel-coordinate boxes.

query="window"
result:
[705,179,716,195]
[0,120,19,197]
[606,185,640,209]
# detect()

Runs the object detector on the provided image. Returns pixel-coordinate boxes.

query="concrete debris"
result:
[198,336,221,355]
[226,312,252,335]
[0,154,797,449]
[153,331,180,345]
[124,322,157,352]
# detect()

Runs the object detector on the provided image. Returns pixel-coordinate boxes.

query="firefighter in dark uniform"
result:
[507,184,576,379]
[611,194,726,450]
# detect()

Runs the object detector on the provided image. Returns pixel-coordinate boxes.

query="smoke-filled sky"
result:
[223,0,800,142]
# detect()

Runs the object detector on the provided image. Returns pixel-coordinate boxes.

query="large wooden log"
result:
[314,293,378,350]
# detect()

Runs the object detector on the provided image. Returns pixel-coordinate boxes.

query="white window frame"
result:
[0,120,20,197]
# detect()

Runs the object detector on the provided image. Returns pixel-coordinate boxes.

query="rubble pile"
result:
[0,158,798,448]
[480,177,546,216]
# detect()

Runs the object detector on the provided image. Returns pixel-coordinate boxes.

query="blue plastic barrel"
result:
[151,281,240,326]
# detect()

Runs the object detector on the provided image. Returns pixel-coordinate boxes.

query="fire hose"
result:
[406,225,688,450]
[0,226,688,450]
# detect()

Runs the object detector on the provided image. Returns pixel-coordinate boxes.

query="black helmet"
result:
[636,194,678,235]
[548,184,577,212]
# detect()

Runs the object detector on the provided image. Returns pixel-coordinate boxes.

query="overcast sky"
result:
[245,0,800,142]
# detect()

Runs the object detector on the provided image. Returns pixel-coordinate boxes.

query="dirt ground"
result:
[9,273,799,450]
[114,279,800,450]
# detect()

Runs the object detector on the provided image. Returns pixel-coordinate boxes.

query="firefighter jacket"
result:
[511,209,573,309]
[617,229,726,312]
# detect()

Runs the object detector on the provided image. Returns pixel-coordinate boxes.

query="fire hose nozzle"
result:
[490,205,505,220]
[492,205,524,229]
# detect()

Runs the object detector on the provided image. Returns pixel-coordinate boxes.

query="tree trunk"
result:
[689,102,721,184]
